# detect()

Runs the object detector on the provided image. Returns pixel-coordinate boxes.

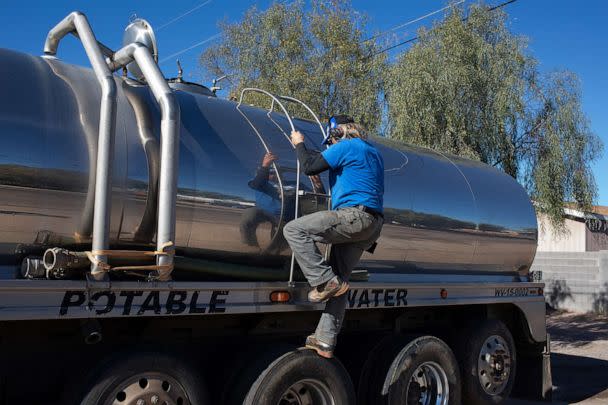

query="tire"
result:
[457,320,516,405]
[361,335,461,405]
[358,334,415,405]
[222,343,297,405]
[76,352,209,405]
[242,348,355,405]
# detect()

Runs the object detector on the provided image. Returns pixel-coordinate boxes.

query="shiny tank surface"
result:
[0,47,537,277]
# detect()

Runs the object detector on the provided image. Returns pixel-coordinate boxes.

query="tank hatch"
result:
[167,79,216,97]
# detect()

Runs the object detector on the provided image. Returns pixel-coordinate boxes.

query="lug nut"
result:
[136,399,145,405]
[151,395,159,404]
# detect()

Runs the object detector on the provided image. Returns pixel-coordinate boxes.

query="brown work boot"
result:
[308,276,349,303]
[305,335,334,358]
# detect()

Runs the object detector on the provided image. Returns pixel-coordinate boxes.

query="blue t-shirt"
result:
[321,138,384,213]
[255,188,282,217]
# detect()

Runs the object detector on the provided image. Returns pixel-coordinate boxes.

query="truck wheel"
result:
[360,335,461,405]
[222,344,297,404]
[458,320,516,405]
[358,334,412,404]
[77,352,209,405]
[242,348,355,405]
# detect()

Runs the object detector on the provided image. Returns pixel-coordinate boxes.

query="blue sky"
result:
[0,0,606,205]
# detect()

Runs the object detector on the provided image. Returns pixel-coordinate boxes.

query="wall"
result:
[536,215,586,252]
[533,250,608,314]
[586,218,608,251]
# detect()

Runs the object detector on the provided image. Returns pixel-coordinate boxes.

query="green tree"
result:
[385,4,603,230]
[200,0,386,132]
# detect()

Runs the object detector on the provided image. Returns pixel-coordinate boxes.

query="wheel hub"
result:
[478,334,512,395]
[406,361,449,405]
[278,378,335,405]
[107,373,190,405]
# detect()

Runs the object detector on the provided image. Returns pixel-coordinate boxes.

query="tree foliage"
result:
[200,0,386,132]
[200,1,603,231]
[385,5,603,230]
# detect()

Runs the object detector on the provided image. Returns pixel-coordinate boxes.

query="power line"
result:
[157,0,213,31]
[370,0,518,57]
[159,0,292,66]
[159,33,222,64]
[363,0,465,43]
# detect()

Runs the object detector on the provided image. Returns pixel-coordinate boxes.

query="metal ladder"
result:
[237,89,330,286]
[270,95,333,266]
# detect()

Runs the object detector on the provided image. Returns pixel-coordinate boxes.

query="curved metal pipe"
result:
[43,12,118,279]
[237,88,297,132]
[108,42,180,281]
[237,88,302,286]
[270,96,333,263]
[44,12,114,58]
[271,95,327,142]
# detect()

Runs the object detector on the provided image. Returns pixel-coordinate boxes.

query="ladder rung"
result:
[298,190,331,198]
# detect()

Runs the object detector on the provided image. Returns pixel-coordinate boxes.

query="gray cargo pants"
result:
[283,206,383,346]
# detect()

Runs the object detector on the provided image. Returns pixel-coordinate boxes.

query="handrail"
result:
[269,95,332,263]
[237,88,296,133]
[265,105,298,146]
[268,95,331,199]
[237,88,301,286]
[43,12,118,280]
[270,95,327,142]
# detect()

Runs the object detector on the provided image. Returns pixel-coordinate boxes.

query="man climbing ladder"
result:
[283,115,385,358]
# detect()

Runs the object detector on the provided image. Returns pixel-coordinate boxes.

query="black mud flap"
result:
[512,334,553,401]
[541,350,553,401]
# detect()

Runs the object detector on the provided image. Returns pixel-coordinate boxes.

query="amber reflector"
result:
[270,291,291,303]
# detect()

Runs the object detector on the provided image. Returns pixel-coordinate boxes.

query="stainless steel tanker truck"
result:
[0,12,551,405]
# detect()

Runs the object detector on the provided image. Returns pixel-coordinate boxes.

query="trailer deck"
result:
[0,276,547,342]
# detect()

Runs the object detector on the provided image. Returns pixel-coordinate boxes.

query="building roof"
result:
[591,205,608,216]
[562,204,608,221]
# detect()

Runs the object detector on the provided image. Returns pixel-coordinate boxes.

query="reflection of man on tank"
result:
[240,152,282,248]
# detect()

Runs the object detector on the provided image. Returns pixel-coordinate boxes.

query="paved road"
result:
[508,311,608,405]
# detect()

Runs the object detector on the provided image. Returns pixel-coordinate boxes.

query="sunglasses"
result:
[323,126,345,145]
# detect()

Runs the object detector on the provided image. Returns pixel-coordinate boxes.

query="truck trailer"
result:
[0,12,551,405]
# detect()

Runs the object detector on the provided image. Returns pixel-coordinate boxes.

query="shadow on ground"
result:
[551,352,608,403]
[547,310,608,348]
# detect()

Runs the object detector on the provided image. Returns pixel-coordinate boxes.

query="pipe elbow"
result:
[43,11,84,56]
[66,11,85,25]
